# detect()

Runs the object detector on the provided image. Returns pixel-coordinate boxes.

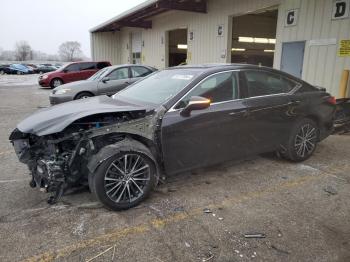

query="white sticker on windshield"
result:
[171,74,194,80]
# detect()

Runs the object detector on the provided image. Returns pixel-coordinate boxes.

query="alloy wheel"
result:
[104,154,150,203]
[53,79,61,87]
[294,124,317,158]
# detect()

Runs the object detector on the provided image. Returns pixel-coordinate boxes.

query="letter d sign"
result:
[332,0,350,20]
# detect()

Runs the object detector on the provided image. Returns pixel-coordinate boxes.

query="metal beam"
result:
[158,0,207,13]
[117,20,152,29]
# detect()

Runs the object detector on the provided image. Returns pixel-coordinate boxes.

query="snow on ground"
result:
[0,74,39,86]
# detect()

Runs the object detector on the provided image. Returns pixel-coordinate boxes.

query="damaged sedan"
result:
[9,64,336,210]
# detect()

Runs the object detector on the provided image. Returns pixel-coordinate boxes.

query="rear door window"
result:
[244,70,297,97]
[65,63,80,72]
[97,62,110,69]
[131,66,152,78]
[80,62,96,71]
[107,68,129,80]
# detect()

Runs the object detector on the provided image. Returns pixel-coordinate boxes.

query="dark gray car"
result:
[49,64,156,105]
[10,64,336,211]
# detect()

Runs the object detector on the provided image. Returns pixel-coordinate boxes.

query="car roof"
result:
[105,64,155,70]
[171,63,267,71]
[167,63,301,81]
[67,61,110,65]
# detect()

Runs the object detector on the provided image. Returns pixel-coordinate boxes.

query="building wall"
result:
[91,0,350,95]
[274,0,350,96]
[90,32,120,65]
[91,0,281,68]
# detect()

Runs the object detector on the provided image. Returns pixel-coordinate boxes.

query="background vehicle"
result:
[9,64,336,210]
[0,64,11,75]
[8,64,31,75]
[38,61,111,88]
[49,65,157,104]
[37,65,57,74]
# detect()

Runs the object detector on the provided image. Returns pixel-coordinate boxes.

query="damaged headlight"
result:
[55,88,71,95]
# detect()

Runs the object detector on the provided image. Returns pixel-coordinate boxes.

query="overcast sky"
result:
[0,0,145,57]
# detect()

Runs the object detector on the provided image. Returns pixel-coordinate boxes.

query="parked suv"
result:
[38,61,111,88]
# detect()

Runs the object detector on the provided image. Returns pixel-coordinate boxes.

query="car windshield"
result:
[114,69,202,105]
[88,68,109,81]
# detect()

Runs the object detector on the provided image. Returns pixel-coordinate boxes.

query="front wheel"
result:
[89,140,157,210]
[50,78,63,88]
[75,92,93,100]
[283,118,319,162]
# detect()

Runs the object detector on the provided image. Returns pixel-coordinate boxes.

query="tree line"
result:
[0,40,85,62]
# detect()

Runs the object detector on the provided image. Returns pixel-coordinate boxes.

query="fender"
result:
[87,138,159,174]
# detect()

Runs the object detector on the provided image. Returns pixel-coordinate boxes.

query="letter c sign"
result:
[285,9,299,27]
[332,0,350,20]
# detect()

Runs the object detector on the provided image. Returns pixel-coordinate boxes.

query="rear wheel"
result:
[75,92,93,100]
[283,118,319,162]
[89,140,157,211]
[50,78,63,88]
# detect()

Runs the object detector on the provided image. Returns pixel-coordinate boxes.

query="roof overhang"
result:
[90,0,207,33]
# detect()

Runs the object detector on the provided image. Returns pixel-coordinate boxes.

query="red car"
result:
[38,61,111,88]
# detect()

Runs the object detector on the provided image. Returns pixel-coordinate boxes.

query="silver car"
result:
[49,64,156,105]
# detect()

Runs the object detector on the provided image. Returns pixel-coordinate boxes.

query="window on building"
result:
[175,71,239,109]
[244,70,296,97]
[107,68,129,80]
[132,52,141,64]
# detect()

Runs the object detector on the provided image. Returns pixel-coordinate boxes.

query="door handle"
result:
[288,100,301,106]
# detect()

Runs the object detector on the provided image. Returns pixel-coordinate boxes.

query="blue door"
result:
[281,41,305,78]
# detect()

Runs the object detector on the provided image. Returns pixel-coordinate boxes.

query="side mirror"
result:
[180,96,211,117]
[102,77,110,83]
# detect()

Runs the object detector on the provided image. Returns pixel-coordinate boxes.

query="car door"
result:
[79,62,97,80]
[97,67,131,95]
[241,69,301,153]
[63,63,81,83]
[130,66,153,84]
[161,70,253,174]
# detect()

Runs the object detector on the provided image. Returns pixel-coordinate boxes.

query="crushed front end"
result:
[9,107,164,205]
[9,126,96,204]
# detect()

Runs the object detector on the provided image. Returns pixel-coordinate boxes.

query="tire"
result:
[283,118,319,162]
[0,70,4,75]
[50,78,63,88]
[16,71,22,75]
[89,139,157,211]
[75,92,94,100]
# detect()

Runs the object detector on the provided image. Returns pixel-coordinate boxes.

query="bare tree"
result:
[14,41,32,61]
[58,41,83,62]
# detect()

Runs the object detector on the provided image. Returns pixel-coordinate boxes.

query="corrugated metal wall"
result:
[90,32,120,65]
[274,0,350,95]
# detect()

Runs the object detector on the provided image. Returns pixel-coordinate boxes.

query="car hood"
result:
[17,95,148,136]
[53,80,97,93]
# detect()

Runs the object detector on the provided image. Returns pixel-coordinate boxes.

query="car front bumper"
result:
[49,94,74,105]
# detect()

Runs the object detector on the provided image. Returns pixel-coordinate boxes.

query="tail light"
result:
[326,96,337,105]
